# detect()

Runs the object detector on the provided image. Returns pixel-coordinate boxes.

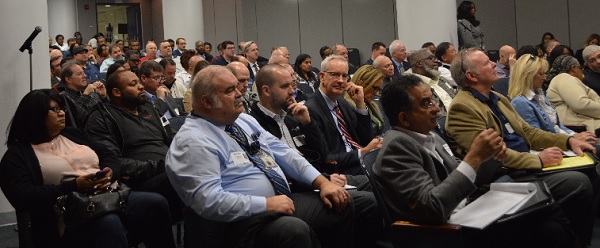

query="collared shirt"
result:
[175,71,192,89]
[100,57,117,73]
[495,62,510,79]
[392,59,405,75]
[257,103,301,155]
[165,113,321,222]
[318,89,367,154]
[405,69,454,108]
[63,87,106,111]
[468,88,529,152]
[144,90,172,119]
[82,62,102,83]
[396,127,476,182]
[524,89,572,135]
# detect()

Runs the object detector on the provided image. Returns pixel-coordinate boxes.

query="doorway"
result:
[96,4,142,47]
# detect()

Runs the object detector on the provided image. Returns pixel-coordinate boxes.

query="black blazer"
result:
[247,61,266,80]
[305,92,373,175]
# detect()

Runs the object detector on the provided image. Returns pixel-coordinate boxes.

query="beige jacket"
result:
[546,73,600,131]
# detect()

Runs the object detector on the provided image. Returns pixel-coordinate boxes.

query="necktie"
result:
[334,105,362,149]
[225,124,293,198]
[253,63,259,74]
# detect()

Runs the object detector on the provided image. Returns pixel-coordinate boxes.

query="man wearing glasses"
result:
[404,48,457,115]
[139,61,185,134]
[212,40,236,66]
[305,55,382,181]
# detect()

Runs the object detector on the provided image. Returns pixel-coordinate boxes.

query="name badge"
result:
[160,116,170,127]
[231,151,250,165]
[293,135,306,146]
[442,144,454,156]
[174,108,180,116]
[505,123,515,134]
[257,150,278,169]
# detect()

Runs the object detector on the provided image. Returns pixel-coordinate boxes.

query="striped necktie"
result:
[334,105,362,149]
[225,124,293,198]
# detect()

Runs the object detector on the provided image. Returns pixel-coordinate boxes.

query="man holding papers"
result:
[446,48,594,247]
[374,74,581,247]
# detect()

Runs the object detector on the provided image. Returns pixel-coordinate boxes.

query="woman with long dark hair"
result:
[293,54,319,95]
[457,1,484,50]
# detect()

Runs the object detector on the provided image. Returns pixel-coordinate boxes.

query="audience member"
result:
[306,55,382,177]
[294,54,319,95]
[376,75,580,247]
[95,43,109,66]
[50,56,62,87]
[495,45,516,79]
[447,48,594,246]
[345,65,388,136]
[546,54,600,132]
[0,89,176,248]
[421,41,436,55]
[138,61,185,123]
[172,38,186,57]
[175,50,202,89]
[60,61,108,127]
[85,70,184,220]
[582,45,600,95]
[372,55,394,88]
[182,60,210,112]
[319,45,331,60]
[457,1,484,50]
[331,44,358,74]
[53,34,69,51]
[575,33,600,65]
[509,54,596,143]
[72,46,103,84]
[194,40,213,61]
[125,50,141,75]
[159,59,187,98]
[228,62,258,114]
[364,42,386,65]
[212,40,235,65]
[100,44,123,73]
[139,42,158,65]
[244,41,265,83]
[389,40,409,77]
[404,48,455,113]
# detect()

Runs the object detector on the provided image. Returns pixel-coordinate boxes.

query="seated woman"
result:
[509,54,596,143]
[294,54,319,96]
[0,89,176,248]
[344,65,388,136]
[546,55,600,133]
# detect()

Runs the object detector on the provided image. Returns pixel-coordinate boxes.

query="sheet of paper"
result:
[542,153,596,171]
[449,190,529,229]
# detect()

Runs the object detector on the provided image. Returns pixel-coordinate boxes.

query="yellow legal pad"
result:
[542,153,597,171]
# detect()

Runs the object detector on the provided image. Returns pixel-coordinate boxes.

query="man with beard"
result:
[85,70,183,221]
[227,62,258,114]
[404,48,456,113]
[195,40,213,62]
[100,44,123,73]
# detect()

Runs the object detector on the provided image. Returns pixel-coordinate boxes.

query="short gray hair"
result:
[192,66,230,110]
[389,40,403,53]
[409,48,431,68]
[582,45,600,63]
[243,41,256,54]
[321,55,348,72]
[450,48,481,88]
[372,55,390,68]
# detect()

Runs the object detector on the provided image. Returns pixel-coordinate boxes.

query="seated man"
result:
[85,70,183,220]
[306,55,382,177]
[165,66,359,248]
[375,74,581,247]
[60,61,108,127]
[446,48,595,246]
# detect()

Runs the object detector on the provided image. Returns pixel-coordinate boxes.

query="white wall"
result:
[162,0,204,45]
[48,0,78,42]
[0,0,51,213]
[396,0,457,51]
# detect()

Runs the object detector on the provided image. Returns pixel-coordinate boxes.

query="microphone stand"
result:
[25,45,33,92]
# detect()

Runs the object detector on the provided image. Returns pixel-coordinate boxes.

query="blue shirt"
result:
[83,62,102,83]
[468,88,530,152]
[165,113,321,222]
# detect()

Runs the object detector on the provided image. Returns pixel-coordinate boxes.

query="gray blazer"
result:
[372,127,476,224]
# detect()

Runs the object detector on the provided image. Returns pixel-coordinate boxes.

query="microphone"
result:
[19,26,42,52]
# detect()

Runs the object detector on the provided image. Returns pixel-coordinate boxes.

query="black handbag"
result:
[54,183,130,227]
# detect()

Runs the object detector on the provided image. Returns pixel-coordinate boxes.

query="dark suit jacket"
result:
[305,92,373,175]
[372,128,476,224]
[393,59,410,77]
[247,61,266,80]
[249,102,327,169]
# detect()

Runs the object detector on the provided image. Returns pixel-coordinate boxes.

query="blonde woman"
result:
[509,54,596,143]
[344,65,388,136]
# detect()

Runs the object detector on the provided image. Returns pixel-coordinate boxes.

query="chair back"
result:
[360,149,393,226]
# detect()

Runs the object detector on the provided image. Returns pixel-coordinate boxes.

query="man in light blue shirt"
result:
[166,65,356,248]
[100,44,123,73]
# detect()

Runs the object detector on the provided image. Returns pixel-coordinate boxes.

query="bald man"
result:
[495,45,516,78]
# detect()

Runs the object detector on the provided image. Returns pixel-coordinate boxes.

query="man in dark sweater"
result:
[85,70,182,219]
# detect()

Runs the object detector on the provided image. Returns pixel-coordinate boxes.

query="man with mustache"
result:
[166,65,354,247]
[85,70,183,221]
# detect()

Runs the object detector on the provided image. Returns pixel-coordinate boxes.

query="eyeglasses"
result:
[527,54,538,63]
[48,106,65,113]
[419,98,439,110]
[323,71,349,81]
[371,86,382,94]
[150,75,166,81]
